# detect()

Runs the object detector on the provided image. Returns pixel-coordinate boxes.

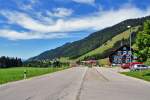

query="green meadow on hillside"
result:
[77,26,140,61]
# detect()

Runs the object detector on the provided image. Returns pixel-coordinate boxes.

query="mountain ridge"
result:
[28,15,150,61]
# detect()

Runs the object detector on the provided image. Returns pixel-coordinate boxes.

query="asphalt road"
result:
[0,67,150,100]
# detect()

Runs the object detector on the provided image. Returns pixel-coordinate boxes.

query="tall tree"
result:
[136,20,150,62]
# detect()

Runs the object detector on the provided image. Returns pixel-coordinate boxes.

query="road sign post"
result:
[24,70,27,79]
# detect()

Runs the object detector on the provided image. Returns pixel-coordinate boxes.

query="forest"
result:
[0,56,22,68]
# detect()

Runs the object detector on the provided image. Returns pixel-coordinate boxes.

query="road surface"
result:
[0,67,150,100]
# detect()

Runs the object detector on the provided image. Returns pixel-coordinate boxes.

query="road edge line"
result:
[95,67,109,82]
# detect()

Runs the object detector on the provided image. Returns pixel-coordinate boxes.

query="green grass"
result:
[0,67,68,84]
[77,26,140,61]
[122,70,150,82]
[58,57,73,63]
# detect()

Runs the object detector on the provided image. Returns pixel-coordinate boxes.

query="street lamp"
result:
[127,25,132,65]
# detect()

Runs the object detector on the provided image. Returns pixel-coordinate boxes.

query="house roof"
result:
[109,45,133,56]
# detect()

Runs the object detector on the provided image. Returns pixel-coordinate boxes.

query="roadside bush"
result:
[145,58,150,66]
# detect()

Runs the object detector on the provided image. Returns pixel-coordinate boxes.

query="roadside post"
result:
[24,69,27,79]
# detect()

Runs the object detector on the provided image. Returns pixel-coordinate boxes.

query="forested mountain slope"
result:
[28,16,150,61]
[77,26,140,61]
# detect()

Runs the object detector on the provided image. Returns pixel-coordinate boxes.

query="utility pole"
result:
[127,26,132,66]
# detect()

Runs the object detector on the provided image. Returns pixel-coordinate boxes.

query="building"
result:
[81,60,97,67]
[109,45,133,65]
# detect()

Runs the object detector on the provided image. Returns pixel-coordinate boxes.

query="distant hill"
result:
[28,16,150,61]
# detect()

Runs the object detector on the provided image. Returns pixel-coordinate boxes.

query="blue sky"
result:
[0,0,150,59]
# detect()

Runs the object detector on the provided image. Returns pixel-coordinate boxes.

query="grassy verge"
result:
[122,70,150,82]
[0,67,68,84]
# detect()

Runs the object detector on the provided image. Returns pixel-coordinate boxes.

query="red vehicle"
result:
[121,62,143,69]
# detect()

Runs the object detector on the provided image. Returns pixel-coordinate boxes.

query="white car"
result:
[130,64,150,71]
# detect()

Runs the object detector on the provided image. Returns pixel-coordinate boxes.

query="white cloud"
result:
[21,4,33,10]
[35,12,54,24]
[15,0,39,11]
[0,5,150,40]
[47,8,73,18]
[0,30,37,40]
[0,11,52,33]
[72,0,95,5]
[0,29,67,40]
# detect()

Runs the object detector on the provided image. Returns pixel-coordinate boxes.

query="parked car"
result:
[121,63,130,69]
[121,62,143,69]
[130,64,150,71]
[112,63,118,66]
